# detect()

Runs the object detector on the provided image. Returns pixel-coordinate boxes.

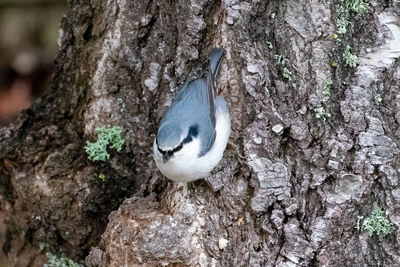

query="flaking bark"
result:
[0,0,400,266]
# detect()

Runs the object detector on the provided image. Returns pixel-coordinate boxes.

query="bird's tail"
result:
[206,47,225,128]
[209,48,225,78]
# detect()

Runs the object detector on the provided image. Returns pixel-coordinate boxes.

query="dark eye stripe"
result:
[157,124,198,155]
[172,143,183,153]
[158,147,166,154]
[183,135,192,144]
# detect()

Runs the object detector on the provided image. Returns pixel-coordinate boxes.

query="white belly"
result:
[153,107,231,182]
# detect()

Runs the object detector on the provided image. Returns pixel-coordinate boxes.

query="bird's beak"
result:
[163,152,172,164]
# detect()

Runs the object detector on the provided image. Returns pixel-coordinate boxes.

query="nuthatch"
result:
[153,48,230,182]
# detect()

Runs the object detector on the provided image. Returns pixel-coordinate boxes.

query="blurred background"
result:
[0,0,66,126]
[0,0,66,265]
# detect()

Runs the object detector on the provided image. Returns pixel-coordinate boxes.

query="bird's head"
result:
[156,123,199,163]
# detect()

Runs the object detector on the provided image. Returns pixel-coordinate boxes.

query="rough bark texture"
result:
[1,0,400,266]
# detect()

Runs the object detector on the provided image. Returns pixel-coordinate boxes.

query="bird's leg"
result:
[218,85,227,95]
[177,182,188,196]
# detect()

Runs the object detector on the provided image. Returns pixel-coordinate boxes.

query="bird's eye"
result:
[174,143,183,152]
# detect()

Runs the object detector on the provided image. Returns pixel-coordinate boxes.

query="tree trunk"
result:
[1,0,400,266]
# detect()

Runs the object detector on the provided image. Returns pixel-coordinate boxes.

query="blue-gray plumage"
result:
[157,48,224,156]
[153,47,231,182]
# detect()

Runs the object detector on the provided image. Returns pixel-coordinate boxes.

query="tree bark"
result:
[1,0,400,266]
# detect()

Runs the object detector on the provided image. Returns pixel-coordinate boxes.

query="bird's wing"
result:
[171,48,225,117]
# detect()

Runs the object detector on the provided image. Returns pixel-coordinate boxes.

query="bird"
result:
[153,47,230,182]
